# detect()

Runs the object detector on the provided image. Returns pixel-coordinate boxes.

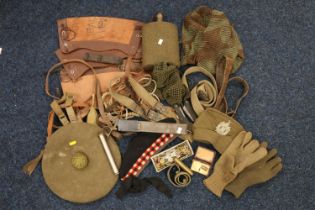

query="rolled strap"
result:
[182,66,218,116]
[190,80,217,115]
[167,164,192,188]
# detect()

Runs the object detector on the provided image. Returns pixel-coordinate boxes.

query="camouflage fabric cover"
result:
[182,6,244,75]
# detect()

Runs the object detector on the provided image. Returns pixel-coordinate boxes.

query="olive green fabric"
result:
[193,109,283,198]
[42,123,121,203]
[146,62,187,106]
[225,142,283,198]
[182,6,244,75]
[192,108,244,154]
[142,17,180,70]
[203,131,267,197]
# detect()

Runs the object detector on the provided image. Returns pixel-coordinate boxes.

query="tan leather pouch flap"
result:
[57,17,143,54]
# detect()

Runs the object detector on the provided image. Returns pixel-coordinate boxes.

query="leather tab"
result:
[84,53,123,65]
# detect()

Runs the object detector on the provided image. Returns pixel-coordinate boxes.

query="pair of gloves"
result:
[203,131,283,198]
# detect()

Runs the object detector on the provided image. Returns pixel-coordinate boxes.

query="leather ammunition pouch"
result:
[57,17,142,54]
[55,17,144,103]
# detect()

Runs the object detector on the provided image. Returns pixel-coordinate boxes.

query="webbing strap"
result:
[182,66,218,116]
[111,92,167,122]
[64,95,78,123]
[127,76,178,120]
[111,92,145,117]
[45,59,114,126]
[50,100,69,125]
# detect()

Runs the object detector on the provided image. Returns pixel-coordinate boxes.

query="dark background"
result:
[1,0,314,209]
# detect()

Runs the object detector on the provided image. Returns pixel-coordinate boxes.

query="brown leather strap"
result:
[214,56,233,109]
[226,76,249,117]
[213,56,249,117]
[45,59,115,126]
[47,111,55,137]
[45,59,97,100]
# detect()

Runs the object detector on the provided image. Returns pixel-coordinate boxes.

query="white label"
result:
[158,39,164,45]
[0,48,2,55]
[176,127,183,134]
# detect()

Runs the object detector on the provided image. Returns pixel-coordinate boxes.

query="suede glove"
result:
[203,131,267,197]
[225,142,283,198]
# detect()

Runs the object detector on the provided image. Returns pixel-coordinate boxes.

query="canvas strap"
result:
[45,59,116,126]
[182,66,218,116]
[182,62,249,118]
[108,73,178,122]
[167,164,192,188]
[127,76,178,120]
[50,100,69,125]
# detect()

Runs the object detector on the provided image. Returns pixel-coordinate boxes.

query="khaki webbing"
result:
[182,66,218,116]
[50,100,69,126]
[127,76,178,120]
[64,95,78,123]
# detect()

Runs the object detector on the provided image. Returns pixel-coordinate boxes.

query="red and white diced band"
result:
[121,133,174,181]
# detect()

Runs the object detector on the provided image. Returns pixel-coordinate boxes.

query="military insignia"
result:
[215,121,231,135]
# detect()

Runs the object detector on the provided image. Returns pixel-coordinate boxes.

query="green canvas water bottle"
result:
[142,13,180,70]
